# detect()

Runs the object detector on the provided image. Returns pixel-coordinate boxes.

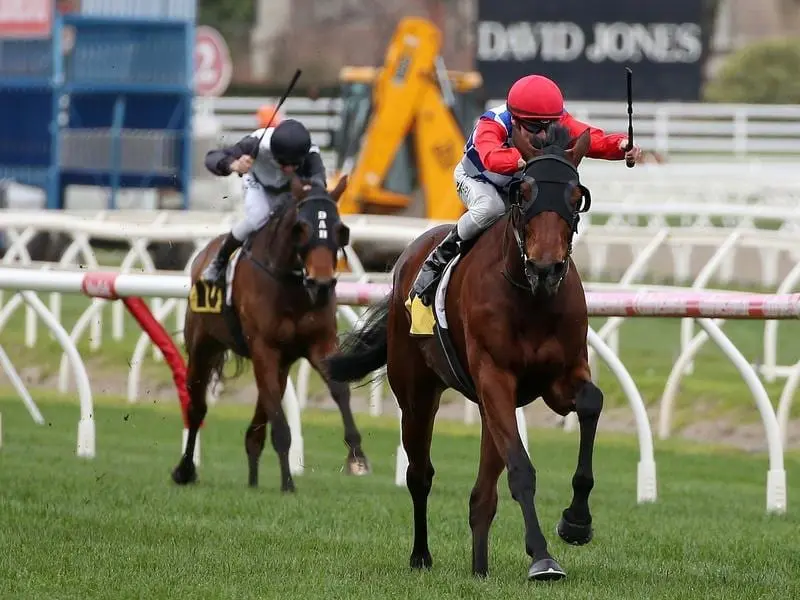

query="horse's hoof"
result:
[528,558,566,582]
[557,515,593,546]
[347,456,371,476]
[171,460,197,485]
[409,552,433,570]
[281,480,296,494]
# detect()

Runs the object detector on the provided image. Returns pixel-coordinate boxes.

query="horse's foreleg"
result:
[251,340,293,492]
[474,359,565,582]
[557,377,603,546]
[307,339,370,476]
[469,413,505,578]
[172,340,221,485]
[245,402,268,487]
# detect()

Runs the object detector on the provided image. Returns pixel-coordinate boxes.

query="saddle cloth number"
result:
[190,280,223,314]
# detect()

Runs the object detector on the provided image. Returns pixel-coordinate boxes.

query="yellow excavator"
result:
[329,17,484,222]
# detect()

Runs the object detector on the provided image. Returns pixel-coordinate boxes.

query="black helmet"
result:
[270,119,312,166]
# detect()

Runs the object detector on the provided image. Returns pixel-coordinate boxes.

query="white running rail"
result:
[2,205,799,419]
[0,267,794,514]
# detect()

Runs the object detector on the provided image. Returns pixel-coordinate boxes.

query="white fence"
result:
[2,205,799,392]
[202,96,800,158]
[0,267,796,514]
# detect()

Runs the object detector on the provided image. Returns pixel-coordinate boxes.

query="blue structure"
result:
[0,2,196,209]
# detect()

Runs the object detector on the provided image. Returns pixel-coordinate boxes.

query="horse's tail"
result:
[325,295,390,383]
[209,351,247,385]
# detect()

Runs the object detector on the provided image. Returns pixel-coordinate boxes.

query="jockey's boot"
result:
[412,226,462,307]
[200,233,242,286]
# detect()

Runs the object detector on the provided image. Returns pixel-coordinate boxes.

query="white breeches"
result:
[231,173,276,241]
[453,162,507,240]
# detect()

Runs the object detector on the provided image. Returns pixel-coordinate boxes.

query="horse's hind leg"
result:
[469,413,506,578]
[245,402,268,487]
[388,351,442,570]
[307,339,370,476]
[172,337,223,485]
[555,376,604,546]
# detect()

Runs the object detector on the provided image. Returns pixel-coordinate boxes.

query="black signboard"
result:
[476,0,710,102]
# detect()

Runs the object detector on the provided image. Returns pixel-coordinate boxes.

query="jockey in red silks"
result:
[411,74,642,306]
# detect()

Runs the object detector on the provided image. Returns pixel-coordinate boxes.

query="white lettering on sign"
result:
[586,22,702,63]
[478,21,585,62]
[477,20,702,64]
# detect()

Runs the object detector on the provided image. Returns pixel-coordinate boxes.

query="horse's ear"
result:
[330,175,348,202]
[290,176,306,200]
[289,175,310,202]
[292,220,311,246]
[565,129,591,167]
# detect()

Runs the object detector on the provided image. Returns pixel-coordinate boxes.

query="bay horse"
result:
[172,175,371,492]
[325,124,602,581]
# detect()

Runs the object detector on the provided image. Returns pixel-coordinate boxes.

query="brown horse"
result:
[172,176,371,492]
[325,124,603,581]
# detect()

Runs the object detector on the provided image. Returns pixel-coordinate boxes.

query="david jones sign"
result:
[475,1,708,102]
[478,21,702,64]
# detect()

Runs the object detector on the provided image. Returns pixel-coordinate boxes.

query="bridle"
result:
[245,192,347,300]
[503,155,592,294]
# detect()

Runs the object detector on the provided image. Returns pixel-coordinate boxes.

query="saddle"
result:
[189,243,251,358]
[405,234,477,337]
[404,241,479,401]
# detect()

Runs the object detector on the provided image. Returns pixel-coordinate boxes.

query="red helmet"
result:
[506,75,564,121]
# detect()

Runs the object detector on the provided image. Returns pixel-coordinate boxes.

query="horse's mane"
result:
[531,123,573,156]
[261,192,296,240]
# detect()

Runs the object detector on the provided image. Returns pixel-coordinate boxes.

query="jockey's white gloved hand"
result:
[618,139,642,165]
[231,155,254,174]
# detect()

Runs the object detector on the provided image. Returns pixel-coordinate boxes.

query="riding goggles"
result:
[519,119,554,134]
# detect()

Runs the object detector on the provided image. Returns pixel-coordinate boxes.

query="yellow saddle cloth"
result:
[404,294,435,336]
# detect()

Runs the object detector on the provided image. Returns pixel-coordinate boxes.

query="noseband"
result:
[506,155,592,293]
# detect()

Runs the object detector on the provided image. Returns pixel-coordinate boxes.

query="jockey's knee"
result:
[470,193,505,229]
[231,219,253,242]
[457,194,504,240]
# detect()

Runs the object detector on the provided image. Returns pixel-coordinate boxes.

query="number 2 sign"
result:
[194,25,233,97]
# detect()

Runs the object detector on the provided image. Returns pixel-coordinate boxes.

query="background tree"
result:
[703,37,800,103]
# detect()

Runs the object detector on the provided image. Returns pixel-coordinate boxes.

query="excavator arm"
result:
[335,17,483,220]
